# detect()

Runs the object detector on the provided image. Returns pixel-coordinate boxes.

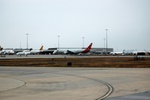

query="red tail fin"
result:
[82,43,93,53]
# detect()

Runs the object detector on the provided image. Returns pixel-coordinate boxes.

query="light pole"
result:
[105,29,108,54]
[82,37,84,48]
[104,38,105,51]
[26,33,29,49]
[57,35,60,49]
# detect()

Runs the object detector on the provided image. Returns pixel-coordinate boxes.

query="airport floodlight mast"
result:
[26,33,29,49]
[105,29,108,55]
[57,35,60,49]
[104,38,105,50]
[82,37,84,48]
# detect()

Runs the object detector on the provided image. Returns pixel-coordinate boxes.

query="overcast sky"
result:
[0,0,150,51]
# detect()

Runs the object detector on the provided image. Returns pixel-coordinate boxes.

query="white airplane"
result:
[110,50,134,55]
[16,50,31,57]
[132,51,146,56]
[30,46,43,54]
[110,51,123,55]
[0,46,14,55]
[53,43,93,55]
[16,46,43,56]
[2,49,15,55]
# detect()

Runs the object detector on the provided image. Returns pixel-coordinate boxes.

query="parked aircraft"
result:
[132,51,146,56]
[14,48,32,53]
[0,47,15,55]
[30,46,43,54]
[40,48,56,55]
[16,50,31,57]
[110,51,124,55]
[53,43,93,55]
[2,49,14,55]
[16,46,43,56]
[111,50,148,56]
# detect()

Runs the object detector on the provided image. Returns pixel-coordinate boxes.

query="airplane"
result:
[0,46,15,55]
[2,49,15,55]
[110,51,123,55]
[16,46,43,56]
[16,50,31,57]
[110,50,135,56]
[132,51,146,56]
[14,48,32,53]
[110,50,126,55]
[111,50,147,56]
[40,48,56,55]
[53,43,93,55]
[30,45,43,54]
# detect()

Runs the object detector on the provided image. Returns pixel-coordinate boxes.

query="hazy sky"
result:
[0,0,150,51]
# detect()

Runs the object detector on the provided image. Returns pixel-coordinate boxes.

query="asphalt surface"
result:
[106,91,150,100]
[0,67,150,100]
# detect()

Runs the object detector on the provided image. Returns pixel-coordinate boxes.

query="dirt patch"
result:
[0,57,150,68]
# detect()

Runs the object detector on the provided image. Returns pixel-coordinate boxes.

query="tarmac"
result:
[0,67,150,100]
[106,91,150,100]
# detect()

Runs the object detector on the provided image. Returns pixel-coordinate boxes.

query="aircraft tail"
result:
[82,43,93,53]
[40,46,43,51]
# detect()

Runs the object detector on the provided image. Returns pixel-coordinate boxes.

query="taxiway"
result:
[0,67,149,100]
